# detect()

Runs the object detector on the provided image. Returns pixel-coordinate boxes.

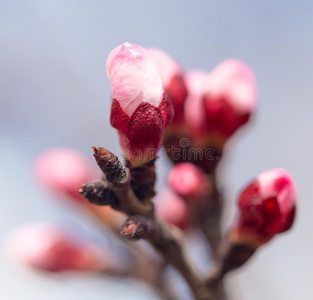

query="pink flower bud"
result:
[232,169,297,246]
[107,43,173,165]
[147,48,187,124]
[203,59,257,141]
[154,189,192,230]
[7,224,107,272]
[184,70,211,137]
[34,148,125,231]
[33,148,100,201]
[184,61,257,149]
[168,163,211,204]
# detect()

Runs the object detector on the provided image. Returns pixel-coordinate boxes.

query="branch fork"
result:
[80,145,288,300]
[81,146,223,300]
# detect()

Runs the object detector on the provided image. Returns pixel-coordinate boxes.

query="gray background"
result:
[1,1,312,299]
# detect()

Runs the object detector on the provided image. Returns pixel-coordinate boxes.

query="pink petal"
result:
[206,59,257,114]
[184,70,211,133]
[107,42,163,116]
[33,148,99,201]
[147,47,182,88]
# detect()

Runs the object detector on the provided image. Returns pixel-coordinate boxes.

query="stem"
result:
[88,147,216,300]
[148,222,213,300]
[192,170,228,300]
[155,273,178,300]
[206,234,256,285]
[83,147,261,299]
[197,171,223,256]
[121,215,213,300]
[108,169,153,217]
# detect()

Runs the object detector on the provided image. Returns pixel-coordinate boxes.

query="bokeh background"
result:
[1,1,312,299]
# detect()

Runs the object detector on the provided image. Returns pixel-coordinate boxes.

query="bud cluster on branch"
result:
[7,42,297,300]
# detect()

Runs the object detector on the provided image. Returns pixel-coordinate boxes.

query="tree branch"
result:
[84,146,215,300]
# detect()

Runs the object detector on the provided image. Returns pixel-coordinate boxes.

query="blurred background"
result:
[1,1,312,299]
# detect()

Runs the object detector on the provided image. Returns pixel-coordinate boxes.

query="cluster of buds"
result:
[105,42,297,298]
[7,42,297,300]
[107,42,256,174]
[164,58,256,173]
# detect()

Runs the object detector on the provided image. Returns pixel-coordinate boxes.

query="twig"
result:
[197,171,223,256]
[192,170,228,300]
[122,215,213,300]
[206,234,256,286]
[84,146,214,300]
[92,146,154,217]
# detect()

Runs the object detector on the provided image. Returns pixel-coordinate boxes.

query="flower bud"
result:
[231,169,297,247]
[33,148,99,201]
[121,215,153,240]
[184,61,257,151]
[154,188,192,230]
[107,42,174,166]
[202,59,257,144]
[168,163,210,204]
[184,70,211,137]
[34,148,125,231]
[7,224,111,272]
[147,48,187,124]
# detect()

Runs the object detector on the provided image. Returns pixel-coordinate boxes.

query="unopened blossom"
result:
[203,59,257,141]
[231,169,297,247]
[34,148,99,201]
[184,70,211,137]
[185,60,257,148]
[147,48,187,124]
[154,189,192,230]
[7,223,109,272]
[169,163,211,204]
[34,148,124,231]
[107,42,173,166]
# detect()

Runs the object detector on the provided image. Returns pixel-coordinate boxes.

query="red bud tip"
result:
[232,169,297,246]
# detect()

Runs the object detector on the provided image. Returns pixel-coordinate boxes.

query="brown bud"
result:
[79,181,118,207]
[92,147,125,183]
[127,159,157,201]
[121,216,153,240]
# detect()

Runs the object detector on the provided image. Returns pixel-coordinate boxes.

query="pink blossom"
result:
[154,189,192,230]
[232,169,297,246]
[107,42,163,116]
[34,148,99,201]
[169,163,210,204]
[148,48,187,124]
[107,43,173,165]
[184,70,211,135]
[184,60,257,144]
[7,223,105,272]
[203,59,257,139]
